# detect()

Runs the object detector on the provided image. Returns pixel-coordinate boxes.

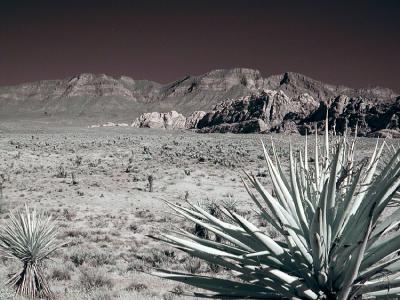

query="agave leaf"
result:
[161,233,240,259]
[361,230,400,271]
[337,203,375,300]
[262,140,299,222]
[289,144,309,236]
[165,202,254,252]
[355,276,400,296]
[271,140,291,193]
[356,256,400,283]
[314,125,320,185]
[228,211,286,257]
[331,169,362,240]
[152,270,282,298]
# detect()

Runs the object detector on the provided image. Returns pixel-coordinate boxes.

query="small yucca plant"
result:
[152,122,400,299]
[0,205,61,299]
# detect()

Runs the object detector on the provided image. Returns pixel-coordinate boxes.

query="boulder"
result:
[131,111,187,130]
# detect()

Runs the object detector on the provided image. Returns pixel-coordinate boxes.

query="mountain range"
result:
[0,68,397,121]
[1,68,400,137]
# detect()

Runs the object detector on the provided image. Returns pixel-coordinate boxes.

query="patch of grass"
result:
[50,265,71,281]
[70,249,115,267]
[79,267,114,291]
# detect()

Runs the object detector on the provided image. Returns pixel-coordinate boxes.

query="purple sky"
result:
[0,0,399,91]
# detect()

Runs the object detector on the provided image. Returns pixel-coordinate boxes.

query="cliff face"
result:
[130,87,400,136]
[194,92,400,136]
[1,68,397,121]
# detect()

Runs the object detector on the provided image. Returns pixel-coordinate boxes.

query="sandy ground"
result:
[0,122,380,299]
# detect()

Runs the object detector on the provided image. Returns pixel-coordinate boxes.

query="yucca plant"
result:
[151,122,400,299]
[0,205,61,299]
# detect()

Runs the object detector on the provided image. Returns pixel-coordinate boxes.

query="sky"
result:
[0,0,399,91]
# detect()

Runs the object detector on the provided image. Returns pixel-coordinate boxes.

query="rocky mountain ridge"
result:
[131,89,400,137]
[2,68,399,136]
[1,68,397,120]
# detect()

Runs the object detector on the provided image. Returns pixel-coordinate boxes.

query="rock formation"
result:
[130,91,400,137]
[131,110,206,130]
[131,111,187,130]
[194,92,400,136]
[196,90,319,133]
[185,111,207,129]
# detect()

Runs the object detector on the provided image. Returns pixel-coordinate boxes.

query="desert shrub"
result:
[134,248,176,269]
[70,250,91,266]
[79,267,114,291]
[55,165,67,178]
[0,205,61,299]
[74,155,83,166]
[152,124,400,299]
[50,265,71,281]
[125,282,148,292]
[90,251,116,266]
[70,249,115,267]
[183,256,202,274]
[63,229,88,238]
[148,175,154,192]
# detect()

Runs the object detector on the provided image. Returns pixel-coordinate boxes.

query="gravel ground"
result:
[0,122,381,299]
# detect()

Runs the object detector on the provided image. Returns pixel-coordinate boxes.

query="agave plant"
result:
[0,205,61,299]
[152,123,400,299]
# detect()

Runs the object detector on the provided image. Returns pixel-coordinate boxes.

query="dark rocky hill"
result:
[191,91,400,137]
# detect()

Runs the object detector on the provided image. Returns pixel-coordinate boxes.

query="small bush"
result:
[50,266,71,281]
[70,250,91,266]
[79,267,114,291]
[183,257,201,274]
[70,249,115,267]
[125,282,148,292]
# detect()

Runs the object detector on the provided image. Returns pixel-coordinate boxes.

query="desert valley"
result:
[0,67,400,299]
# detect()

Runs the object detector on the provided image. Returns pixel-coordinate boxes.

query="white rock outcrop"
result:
[131,111,188,130]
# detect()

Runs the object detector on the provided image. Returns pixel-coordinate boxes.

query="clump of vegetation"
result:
[70,248,115,267]
[79,267,114,291]
[153,123,400,299]
[71,172,78,185]
[148,175,154,192]
[55,164,68,178]
[74,155,83,167]
[50,265,72,281]
[0,205,62,299]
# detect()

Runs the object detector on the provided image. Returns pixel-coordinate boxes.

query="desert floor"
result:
[0,121,380,299]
